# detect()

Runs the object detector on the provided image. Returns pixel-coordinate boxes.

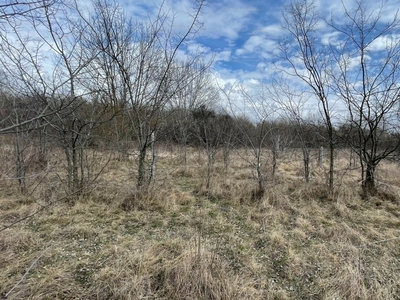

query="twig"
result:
[4,246,51,299]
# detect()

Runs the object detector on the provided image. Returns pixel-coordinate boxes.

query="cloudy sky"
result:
[195,0,286,84]
[3,0,400,119]
[127,0,400,100]
[148,0,288,85]
[114,0,291,86]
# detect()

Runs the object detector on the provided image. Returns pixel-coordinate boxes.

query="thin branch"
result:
[4,245,51,298]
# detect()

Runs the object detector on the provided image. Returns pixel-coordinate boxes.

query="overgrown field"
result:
[1,145,400,299]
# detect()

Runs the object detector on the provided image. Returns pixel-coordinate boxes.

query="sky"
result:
[193,0,285,84]
[117,0,305,118]
[138,0,289,86]
[2,0,400,121]
[124,0,400,118]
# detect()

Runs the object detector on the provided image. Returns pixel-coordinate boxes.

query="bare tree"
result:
[169,68,215,170]
[10,96,29,193]
[329,0,400,196]
[0,1,64,136]
[221,83,275,200]
[81,0,207,190]
[281,0,335,192]
[0,0,57,19]
[269,78,313,182]
[192,103,224,191]
[0,16,54,134]
[0,0,111,195]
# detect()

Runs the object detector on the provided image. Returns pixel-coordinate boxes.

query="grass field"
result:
[1,145,400,299]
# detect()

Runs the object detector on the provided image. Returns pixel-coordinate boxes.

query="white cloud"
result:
[186,42,210,55]
[236,35,278,56]
[215,50,231,62]
[261,24,284,37]
[236,35,263,54]
[379,0,400,23]
[321,31,341,47]
[177,41,231,67]
[121,0,263,42]
[317,0,400,27]
[198,0,257,40]
[369,34,400,52]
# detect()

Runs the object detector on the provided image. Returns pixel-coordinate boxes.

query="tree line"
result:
[1,0,400,200]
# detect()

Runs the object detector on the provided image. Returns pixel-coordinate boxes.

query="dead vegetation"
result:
[1,146,400,299]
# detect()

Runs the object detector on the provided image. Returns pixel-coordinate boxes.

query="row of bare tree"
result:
[0,0,212,195]
[279,0,400,197]
[1,0,400,199]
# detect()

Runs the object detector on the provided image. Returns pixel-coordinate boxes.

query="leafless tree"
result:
[329,0,400,196]
[221,83,275,200]
[0,0,111,195]
[0,0,57,19]
[269,78,312,182]
[0,1,64,136]
[281,0,335,192]
[192,103,225,191]
[169,68,215,170]
[81,0,207,190]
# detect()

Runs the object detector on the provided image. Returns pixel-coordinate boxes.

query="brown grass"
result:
[1,146,400,299]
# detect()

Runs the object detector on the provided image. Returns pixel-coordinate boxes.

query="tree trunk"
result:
[329,139,334,192]
[183,144,187,172]
[253,150,265,201]
[71,124,81,195]
[362,163,376,197]
[64,146,72,192]
[257,165,263,192]
[303,147,310,183]
[206,150,214,190]
[149,131,156,182]
[72,144,79,194]
[272,149,277,182]
[137,145,147,189]
[15,129,26,193]
[80,146,85,193]
[319,146,324,169]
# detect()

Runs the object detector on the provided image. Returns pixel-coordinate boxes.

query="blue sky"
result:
[81,0,400,119]
[189,0,286,85]
[130,0,400,88]
[3,0,400,120]
[123,0,288,86]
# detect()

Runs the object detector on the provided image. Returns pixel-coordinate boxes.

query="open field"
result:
[1,145,400,299]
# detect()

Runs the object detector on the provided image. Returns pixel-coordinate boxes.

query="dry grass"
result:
[1,146,400,299]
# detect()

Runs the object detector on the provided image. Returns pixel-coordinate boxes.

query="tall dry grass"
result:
[1,145,400,299]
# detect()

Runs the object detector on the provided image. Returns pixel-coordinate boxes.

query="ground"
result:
[1,146,400,299]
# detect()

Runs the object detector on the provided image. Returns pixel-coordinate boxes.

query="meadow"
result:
[1,144,400,299]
